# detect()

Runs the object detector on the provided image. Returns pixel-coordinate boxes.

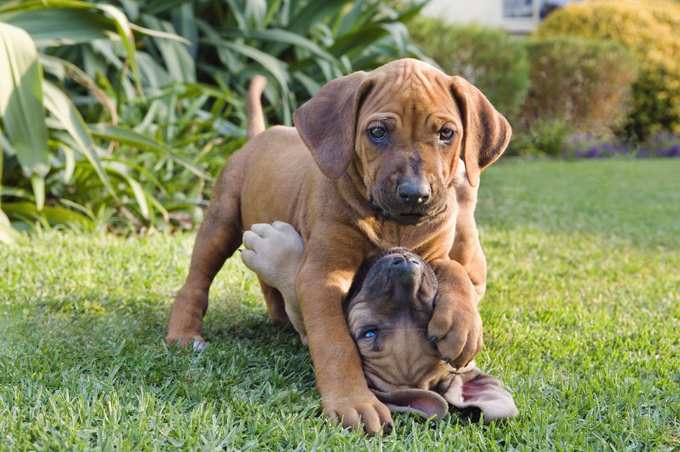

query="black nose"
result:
[397,181,431,206]
[389,255,420,279]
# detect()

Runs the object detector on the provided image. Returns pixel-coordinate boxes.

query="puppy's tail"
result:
[246,75,267,141]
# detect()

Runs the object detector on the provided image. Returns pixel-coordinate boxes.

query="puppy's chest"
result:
[355,217,449,255]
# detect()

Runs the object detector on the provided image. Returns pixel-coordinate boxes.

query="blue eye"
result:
[363,330,376,338]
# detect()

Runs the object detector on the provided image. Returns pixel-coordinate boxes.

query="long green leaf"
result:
[29,174,45,211]
[87,124,214,181]
[202,38,290,87]
[124,174,149,220]
[40,54,118,123]
[0,132,11,239]
[170,3,197,59]
[96,4,145,101]
[335,0,367,36]
[102,157,168,197]
[0,125,3,219]
[0,23,50,180]
[0,8,113,46]
[129,23,191,44]
[142,15,195,83]
[286,0,346,34]
[2,201,94,229]
[42,80,117,201]
[221,28,339,64]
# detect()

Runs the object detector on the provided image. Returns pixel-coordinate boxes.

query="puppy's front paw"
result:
[323,390,394,436]
[428,299,483,368]
[241,221,304,289]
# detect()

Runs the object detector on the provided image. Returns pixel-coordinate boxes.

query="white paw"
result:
[241,221,305,290]
[193,338,208,352]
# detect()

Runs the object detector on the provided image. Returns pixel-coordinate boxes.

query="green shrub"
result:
[534,0,680,140]
[521,36,638,136]
[407,16,530,119]
[505,118,572,157]
[0,0,424,238]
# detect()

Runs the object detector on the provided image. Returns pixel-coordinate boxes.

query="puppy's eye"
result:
[369,127,387,140]
[440,128,454,141]
[358,327,378,339]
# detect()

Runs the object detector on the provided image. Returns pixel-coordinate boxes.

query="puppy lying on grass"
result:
[241,215,518,425]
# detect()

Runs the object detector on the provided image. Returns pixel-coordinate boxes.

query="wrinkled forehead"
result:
[358,61,461,125]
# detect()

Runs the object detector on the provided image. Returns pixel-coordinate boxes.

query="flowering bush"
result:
[535,0,680,140]
[563,132,680,159]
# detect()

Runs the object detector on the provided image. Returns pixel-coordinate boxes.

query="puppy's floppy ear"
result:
[441,365,518,424]
[450,76,512,187]
[371,388,449,421]
[293,71,372,179]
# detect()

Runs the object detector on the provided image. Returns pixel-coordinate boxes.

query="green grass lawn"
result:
[1,159,679,451]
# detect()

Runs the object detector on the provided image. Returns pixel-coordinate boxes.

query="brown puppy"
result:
[166,59,511,435]
[241,221,518,425]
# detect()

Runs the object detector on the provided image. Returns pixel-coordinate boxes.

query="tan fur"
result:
[246,75,267,140]
[241,207,517,425]
[166,59,511,435]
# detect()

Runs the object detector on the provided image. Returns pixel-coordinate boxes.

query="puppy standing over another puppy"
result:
[241,181,518,425]
[166,59,511,435]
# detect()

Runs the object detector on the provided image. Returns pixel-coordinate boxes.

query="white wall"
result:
[421,0,504,25]
[421,0,576,33]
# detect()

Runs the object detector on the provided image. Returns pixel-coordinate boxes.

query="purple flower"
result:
[637,149,651,158]
[660,144,680,157]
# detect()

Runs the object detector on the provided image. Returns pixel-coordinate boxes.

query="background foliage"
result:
[3,0,680,239]
[407,16,530,120]
[534,0,680,141]
[521,36,637,137]
[0,0,425,239]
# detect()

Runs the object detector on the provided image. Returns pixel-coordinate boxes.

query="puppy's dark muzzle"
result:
[397,181,431,208]
[369,197,440,226]
[369,177,445,226]
[388,255,422,283]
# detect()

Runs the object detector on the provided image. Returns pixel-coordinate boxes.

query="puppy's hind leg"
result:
[166,166,244,350]
[259,279,290,325]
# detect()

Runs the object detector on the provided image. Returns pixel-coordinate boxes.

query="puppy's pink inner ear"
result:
[443,370,519,424]
[371,388,448,420]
